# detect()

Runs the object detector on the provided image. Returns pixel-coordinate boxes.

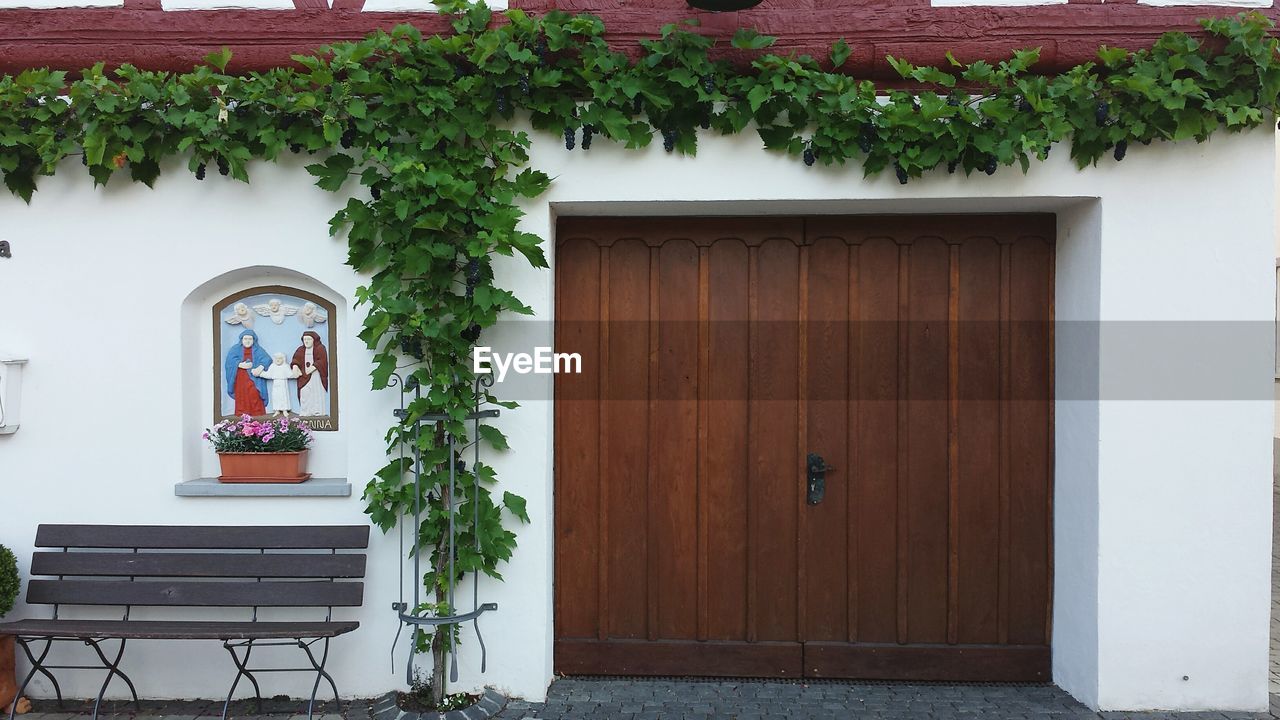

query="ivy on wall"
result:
[0,1,1278,694]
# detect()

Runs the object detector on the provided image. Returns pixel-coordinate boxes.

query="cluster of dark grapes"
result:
[496,88,509,115]
[702,74,715,95]
[195,162,207,180]
[802,146,816,167]
[217,155,230,176]
[461,324,482,343]
[894,163,908,185]
[400,336,424,360]
[984,155,997,175]
[1095,101,1109,127]
[370,185,382,201]
[519,75,532,96]
[632,96,643,115]
[661,128,677,152]
[535,34,549,67]
[581,124,595,150]
[340,121,356,150]
[1015,96,1033,114]
[465,258,480,299]
[563,126,575,150]
[947,159,959,174]
[1113,139,1127,162]
[857,123,875,154]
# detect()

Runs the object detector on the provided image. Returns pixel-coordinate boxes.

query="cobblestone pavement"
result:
[498,677,1280,720]
[23,679,1280,720]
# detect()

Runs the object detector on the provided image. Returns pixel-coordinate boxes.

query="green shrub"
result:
[0,545,19,618]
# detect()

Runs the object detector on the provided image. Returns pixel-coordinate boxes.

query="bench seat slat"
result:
[34,525,370,550]
[27,580,364,608]
[31,552,366,579]
[0,619,359,640]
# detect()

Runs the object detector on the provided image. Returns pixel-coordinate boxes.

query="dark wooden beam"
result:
[0,2,1273,76]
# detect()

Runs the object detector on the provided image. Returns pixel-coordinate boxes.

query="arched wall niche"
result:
[180,266,348,482]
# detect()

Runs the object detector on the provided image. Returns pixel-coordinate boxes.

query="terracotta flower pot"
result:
[0,635,16,713]
[218,450,310,483]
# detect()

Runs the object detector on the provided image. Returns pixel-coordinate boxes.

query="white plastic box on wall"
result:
[0,350,27,435]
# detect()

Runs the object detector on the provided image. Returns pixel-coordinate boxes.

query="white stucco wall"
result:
[0,126,1274,711]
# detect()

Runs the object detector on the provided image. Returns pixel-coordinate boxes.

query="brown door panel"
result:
[554,215,1054,679]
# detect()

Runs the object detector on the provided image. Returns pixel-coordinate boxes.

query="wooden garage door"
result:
[553,215,1054,682]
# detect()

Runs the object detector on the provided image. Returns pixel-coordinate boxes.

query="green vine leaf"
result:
[203,47,233,72]
[731,28,776,51]
[305,154,355,192]
[478,424,509,451]
[830,39,852,69]
[502,491,530,523]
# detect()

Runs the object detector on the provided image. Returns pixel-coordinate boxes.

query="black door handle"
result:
[806,452,835,506]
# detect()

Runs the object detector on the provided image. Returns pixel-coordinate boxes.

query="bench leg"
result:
[85,638,138,720]
[219,640,264,720]
[298,638,338,720]
[11,638,61,720]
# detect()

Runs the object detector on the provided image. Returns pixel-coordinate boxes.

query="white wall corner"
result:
[1050,201,1103,710]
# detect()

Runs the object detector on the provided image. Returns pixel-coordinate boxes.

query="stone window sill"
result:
[174,477,351,497]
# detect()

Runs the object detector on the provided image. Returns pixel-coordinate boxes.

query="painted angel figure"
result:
[254,298,298,325]
[224,302,255,329]
[298,302,328,328]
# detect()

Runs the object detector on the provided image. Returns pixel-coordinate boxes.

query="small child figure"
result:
[258,352,301,415]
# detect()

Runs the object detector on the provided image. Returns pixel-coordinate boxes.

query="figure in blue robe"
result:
[225,328,271,415]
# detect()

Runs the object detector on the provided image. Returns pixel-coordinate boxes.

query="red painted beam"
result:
[0,2,1273,76]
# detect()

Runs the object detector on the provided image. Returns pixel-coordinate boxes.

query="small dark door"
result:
[553,215,1054,682]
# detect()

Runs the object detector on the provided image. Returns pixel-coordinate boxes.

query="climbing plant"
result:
[1,0,1279,698]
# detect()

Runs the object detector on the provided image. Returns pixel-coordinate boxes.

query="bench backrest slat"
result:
[35,525,370,550]
[25,524,368,612]
[27,579,364,607]
[31,552,367,579]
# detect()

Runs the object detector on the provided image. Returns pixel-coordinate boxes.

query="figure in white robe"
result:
[259,352,300,415]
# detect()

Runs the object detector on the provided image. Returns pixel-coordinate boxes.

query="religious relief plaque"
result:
[213,286,339,431]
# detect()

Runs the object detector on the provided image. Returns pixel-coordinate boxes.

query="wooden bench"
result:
[0,524,369,720]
